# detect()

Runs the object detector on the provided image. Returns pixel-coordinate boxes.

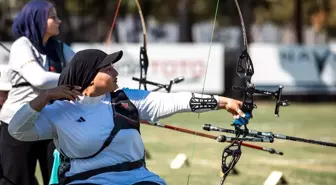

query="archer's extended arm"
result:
[123,88,244,122]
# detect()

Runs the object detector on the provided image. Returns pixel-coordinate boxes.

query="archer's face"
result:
[93,64,119,92]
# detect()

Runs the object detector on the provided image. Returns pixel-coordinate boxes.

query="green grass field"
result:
[36,102,336,185]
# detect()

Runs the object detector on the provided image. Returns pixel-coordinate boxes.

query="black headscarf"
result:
[58,49,122,92]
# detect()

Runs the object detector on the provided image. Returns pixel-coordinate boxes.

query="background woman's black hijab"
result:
[12,0,61,62]
[58,49,123,92]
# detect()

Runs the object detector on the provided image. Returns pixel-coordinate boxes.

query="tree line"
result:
[0,0,333,44]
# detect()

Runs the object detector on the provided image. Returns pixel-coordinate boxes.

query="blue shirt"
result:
[8,87,219,184]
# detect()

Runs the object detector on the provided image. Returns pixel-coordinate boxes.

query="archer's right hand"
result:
[44,85,82,102]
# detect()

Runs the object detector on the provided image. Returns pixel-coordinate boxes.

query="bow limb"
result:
[134,0,149,90]
[234,0,248,50]
[135,0,147,48]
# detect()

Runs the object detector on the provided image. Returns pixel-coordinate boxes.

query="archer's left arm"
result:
[123,88,245,122]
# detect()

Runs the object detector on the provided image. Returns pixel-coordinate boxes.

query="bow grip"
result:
[232,112,252,127]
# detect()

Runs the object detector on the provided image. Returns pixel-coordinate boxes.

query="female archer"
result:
[8,49,245,185]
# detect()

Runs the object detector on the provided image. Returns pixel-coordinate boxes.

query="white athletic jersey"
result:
[8,88,219,184]
[0,36,75,124]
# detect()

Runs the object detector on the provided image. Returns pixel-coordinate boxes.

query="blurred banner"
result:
[249,43,336,94]
[1,41,336,95]
[71,43,225,94]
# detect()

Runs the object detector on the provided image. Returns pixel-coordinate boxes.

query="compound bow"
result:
[200,1,336,184]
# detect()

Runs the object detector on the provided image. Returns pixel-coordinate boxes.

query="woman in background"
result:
[0,1,75,184]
